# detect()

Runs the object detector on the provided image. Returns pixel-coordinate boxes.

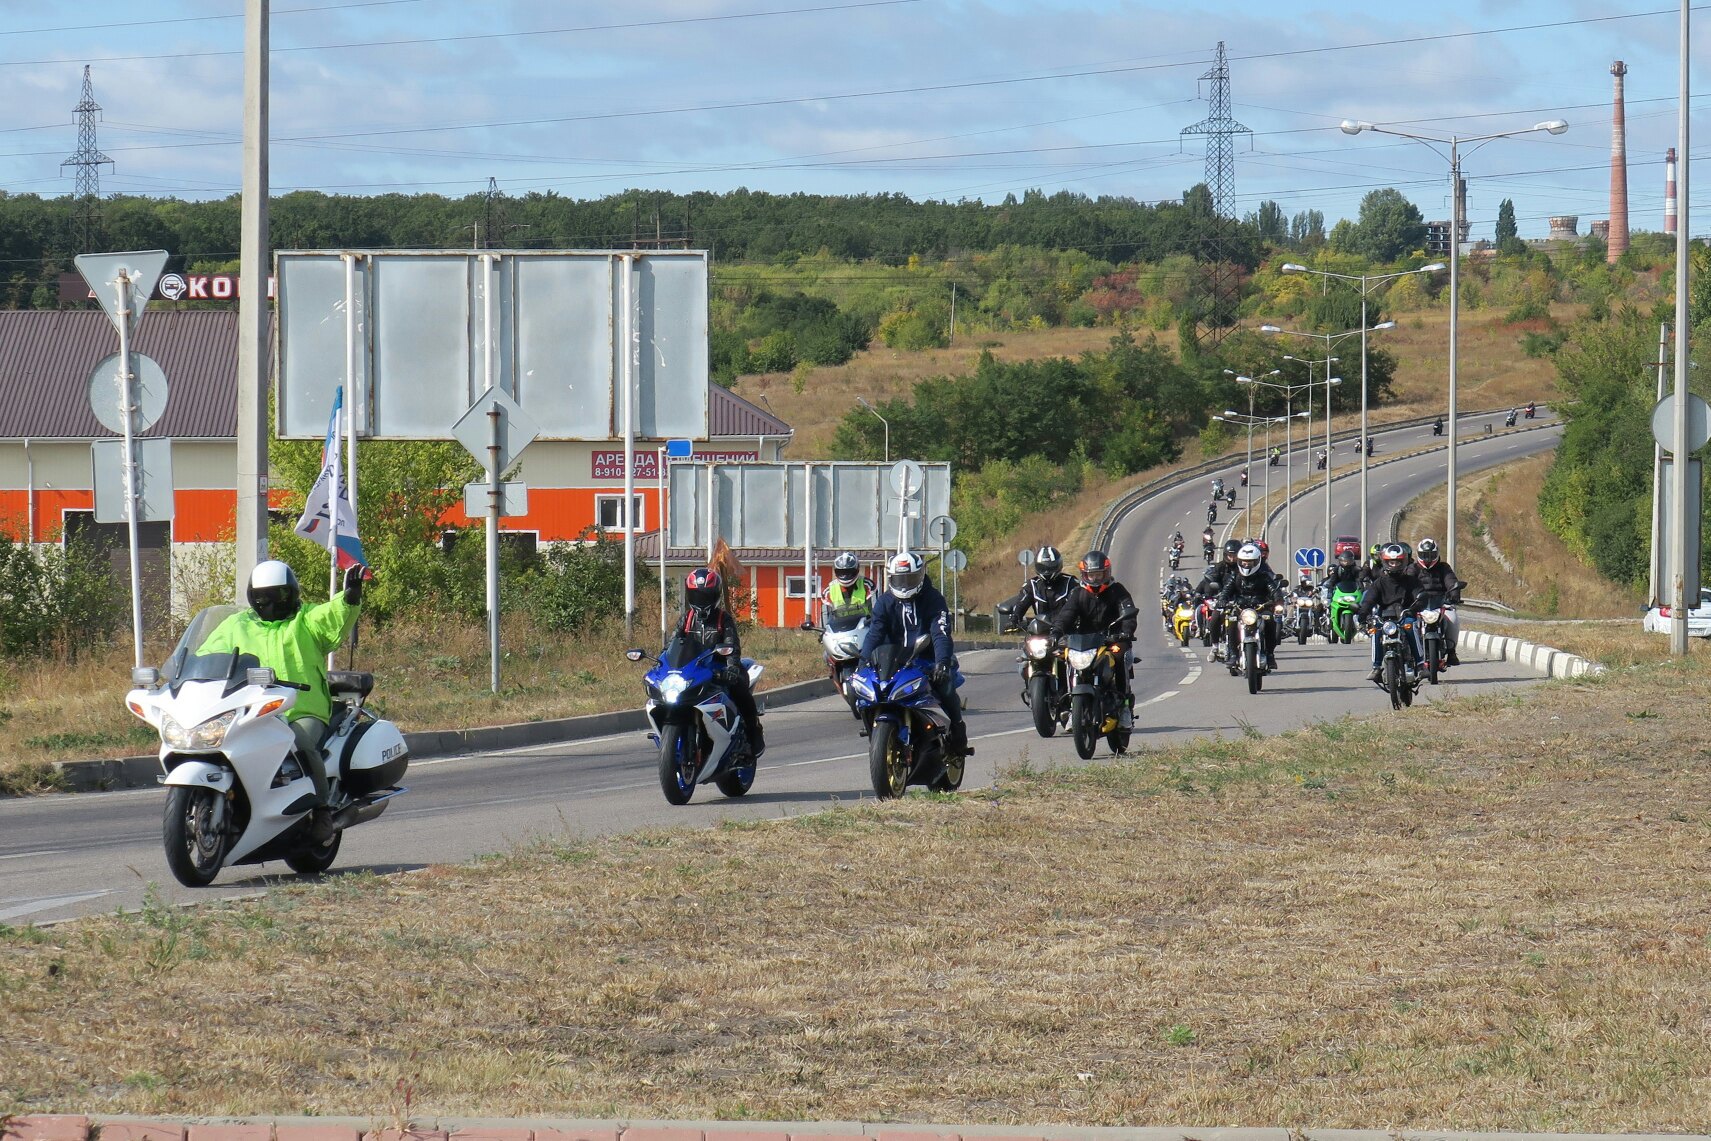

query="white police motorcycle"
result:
[125,605,409,887]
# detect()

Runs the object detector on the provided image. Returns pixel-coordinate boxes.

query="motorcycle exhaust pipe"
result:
[328,787,407,832]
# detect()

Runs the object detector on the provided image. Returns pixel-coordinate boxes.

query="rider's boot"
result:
[749,721,767,759]
[1446,644,1461,666]
[947,718,969,757]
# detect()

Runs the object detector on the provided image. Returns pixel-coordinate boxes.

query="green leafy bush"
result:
[0,534,127,658]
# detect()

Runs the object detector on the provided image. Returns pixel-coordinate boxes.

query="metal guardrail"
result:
[1093,406,1523,553]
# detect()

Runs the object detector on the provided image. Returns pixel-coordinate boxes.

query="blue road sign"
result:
[1294,547,1326,568]
[665,438,694,458]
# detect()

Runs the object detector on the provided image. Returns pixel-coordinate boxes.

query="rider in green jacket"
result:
[198,560,367,825]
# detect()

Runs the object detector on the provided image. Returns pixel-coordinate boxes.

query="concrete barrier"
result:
[1463,627,1602,680]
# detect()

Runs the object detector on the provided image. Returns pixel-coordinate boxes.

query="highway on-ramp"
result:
[0,415,1562,925]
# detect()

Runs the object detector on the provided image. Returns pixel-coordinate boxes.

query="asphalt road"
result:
[0,414,1563,926]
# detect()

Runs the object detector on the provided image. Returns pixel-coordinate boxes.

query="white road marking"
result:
[1139,690,1178,707]
[0,890,114,923]
[1178,667,1202,685]
[0,850,66,861]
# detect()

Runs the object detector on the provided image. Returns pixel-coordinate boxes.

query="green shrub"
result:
[517,530,632,633]
[0,534,127,658]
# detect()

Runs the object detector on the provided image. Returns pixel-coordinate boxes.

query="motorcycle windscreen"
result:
[870,643,910,681]
[825,610,866,633]
[163,604,248,682]
[662,632,709,670]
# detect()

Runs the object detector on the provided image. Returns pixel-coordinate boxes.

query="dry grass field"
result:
[5,643,1710,1129]
[1396,454,1642,620]
[0,613,828,796]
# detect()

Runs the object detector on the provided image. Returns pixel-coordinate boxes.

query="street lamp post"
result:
[1218,407,1287,540]
[855,396,889,463]
[1340,116,1568,567]
[1239,373,1313,559]
[1280,264,1437,551]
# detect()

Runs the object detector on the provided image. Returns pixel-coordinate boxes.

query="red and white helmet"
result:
[886,551,927,599]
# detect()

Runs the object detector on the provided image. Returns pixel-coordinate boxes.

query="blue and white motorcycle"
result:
[628,633,764,805]
[846,635,968,799]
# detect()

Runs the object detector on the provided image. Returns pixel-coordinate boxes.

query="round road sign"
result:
[1017,548,1035,568]
[888,458,926,497]
[1651,393,1711,454]
[944,549,969,572]
[87,352,169,436]
[928,514,958,544]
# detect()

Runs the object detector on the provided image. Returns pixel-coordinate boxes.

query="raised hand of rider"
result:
[342,563,372,604]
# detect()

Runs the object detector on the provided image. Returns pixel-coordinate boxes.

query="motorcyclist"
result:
[1195,539,1243,660]
[197,559,368,837]
[1211,477,1224,499]
[1269,446,1282,466]
[1315,449,1328,470]
[820,551,875,627]
[1359,543,1423,683]
[1215,542,1285,672]
[677,567,765,758]
[1207,501,1218,524]
[1321,548,1365,607]
[861,550,966,756]
[997,545,1074,631]
[1433,417,1445,437]
[1239,469,1249,487]
[1412,537,1463,666]
[1171,531,1185,553]
[1525,400,1537,419]
[1050,550,1140,727]
[1200,525,1216,559]
[1505,408,1519,427]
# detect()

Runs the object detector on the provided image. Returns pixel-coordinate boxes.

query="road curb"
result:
[39,643,1014,796]
[1461,628,1604,679]
[7,1115,1702,1141]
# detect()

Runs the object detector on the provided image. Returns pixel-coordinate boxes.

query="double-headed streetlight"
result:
[1339,117,1567,567]
[1279,262,1440,551]
[1215,409,1288,539]
[855,396,889,462]
[1237,373,1313,557]
[1223,367,1280,485]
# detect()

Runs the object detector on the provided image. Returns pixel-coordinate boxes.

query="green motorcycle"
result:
[1328,582,1363,644]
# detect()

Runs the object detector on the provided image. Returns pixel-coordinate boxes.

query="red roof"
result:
[709,384,791,439]
[0,309,241,440]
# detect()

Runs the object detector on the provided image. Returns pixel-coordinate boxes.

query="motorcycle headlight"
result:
[1024,636,1051,659]
[848,674,876,701]
[161,709,238,750]
[1420,609,1441,624]
[1382,620,1400,638]
[1241,608,1259,626]
[658,674,689,704]
[894,678,925,700]
[1066,648,1097,671]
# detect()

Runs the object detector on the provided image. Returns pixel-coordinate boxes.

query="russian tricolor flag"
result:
[294,386,367,570]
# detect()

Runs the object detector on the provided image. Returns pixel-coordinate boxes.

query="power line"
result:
[0,0,426,38]
[59,65,112,252]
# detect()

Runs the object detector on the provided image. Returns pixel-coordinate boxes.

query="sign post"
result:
[662,438,693,636]
[928,514,958,591]
[945,548,968,632]
[452,388,539,693]
[889,459,926,554]
[76,250,169,667]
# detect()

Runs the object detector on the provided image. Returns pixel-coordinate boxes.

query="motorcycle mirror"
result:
[624,648,646,661]
[798,620,815,631]
[715,644,737,657]
[245,666,277,688]
[131,666,162,689]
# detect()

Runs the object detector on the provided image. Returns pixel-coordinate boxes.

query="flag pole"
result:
[327,385,342,669]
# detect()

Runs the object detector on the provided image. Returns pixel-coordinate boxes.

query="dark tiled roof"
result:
[631,530,885,565]
[0,309,240,440]
[709,384,792,439]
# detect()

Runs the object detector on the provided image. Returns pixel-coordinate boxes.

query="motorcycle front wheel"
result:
[1029,673,1056,738]
[1244,642,1262,693]
[930,744,965,792]
[1297,618,1309,645]
[1383,656,1403,710]
[163,785,232,887]
[658,723,698,806]
[1425,635,1441,685]
[284,829,342,876]
[869,720,910,799]
[1069,693,1098,760]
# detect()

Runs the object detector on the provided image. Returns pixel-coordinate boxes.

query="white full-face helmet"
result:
[1236,543,1263,577]
[886,551,927,599]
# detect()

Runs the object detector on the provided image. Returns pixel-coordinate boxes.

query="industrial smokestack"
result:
[1608,60,1630,264]
[1665,146,1678,234]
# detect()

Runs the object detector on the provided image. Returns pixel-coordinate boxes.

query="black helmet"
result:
[832,551,860,585]
[1078,549,1112,592]
[1336,549,1358,567]
[248,560,301,622]
[1222,538,1242,560]
[1034,545,1063,577]
[685,567,723,614]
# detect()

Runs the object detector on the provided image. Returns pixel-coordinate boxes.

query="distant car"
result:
[1642,589,1711,636]
[1333,535,1362,559]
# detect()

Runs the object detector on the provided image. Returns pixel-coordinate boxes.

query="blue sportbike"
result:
[846,636,968,799]
[627,633,763,805]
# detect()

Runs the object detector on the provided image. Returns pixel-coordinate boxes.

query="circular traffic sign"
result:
[944,549,968,572]
[1017,548,1035,568]
[87,352,168,435]
[1651,393,1711,454]
[888,458,926,497]
[927,514,958,544]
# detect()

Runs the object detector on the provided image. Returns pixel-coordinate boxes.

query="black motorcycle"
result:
[1432,418,1445,437]
[1207,502,1218,524]
[1015,617,1068,738]
[1063,627,1133,759]
[1505,409,1519,427]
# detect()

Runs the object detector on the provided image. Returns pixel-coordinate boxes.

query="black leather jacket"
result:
[999,573,1076,627]
[677,607,742,658]
[1051,582,1139,641]
[1359,567,1422,617]
[1216,567,1285,609]
[1414,560,1461,602]
[1196,560,1238,598]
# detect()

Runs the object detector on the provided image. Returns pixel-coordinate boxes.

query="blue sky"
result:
[0,0,1706,240]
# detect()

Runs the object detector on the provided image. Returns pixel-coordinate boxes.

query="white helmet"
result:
[886,551,927,599]
[1236,542,1263,577]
